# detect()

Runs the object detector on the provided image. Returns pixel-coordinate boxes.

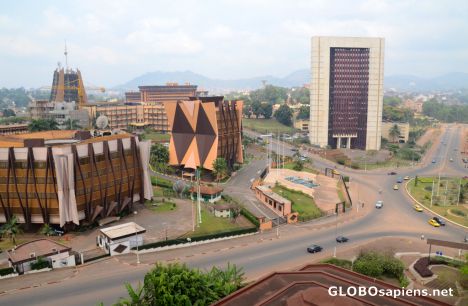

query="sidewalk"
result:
[0,267,78,295]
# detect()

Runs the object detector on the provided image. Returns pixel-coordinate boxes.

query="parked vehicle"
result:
[393,184,399,190]
[332,169,340,175]
[404,176,410,180]
[397,177,403,183]
[307,245,323,253]
[428,219,440,227]
[375,200,383,209]
[432,159,436,164]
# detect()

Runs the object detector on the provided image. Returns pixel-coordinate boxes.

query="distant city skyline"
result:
[1,0,467,88]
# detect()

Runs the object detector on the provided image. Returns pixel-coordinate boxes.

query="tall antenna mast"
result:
[64,40,69,70]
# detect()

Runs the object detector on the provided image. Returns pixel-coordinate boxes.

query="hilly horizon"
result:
[115,69,468,92]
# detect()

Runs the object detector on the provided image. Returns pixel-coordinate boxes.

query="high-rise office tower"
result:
[309,36,384,150]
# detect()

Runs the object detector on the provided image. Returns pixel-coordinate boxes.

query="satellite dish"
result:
[96,115,109,130]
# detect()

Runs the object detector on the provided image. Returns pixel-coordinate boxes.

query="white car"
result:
[375,200,383,209]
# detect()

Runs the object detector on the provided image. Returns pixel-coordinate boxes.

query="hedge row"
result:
[414,257,433,277]
[0,267,14,276]
[151,176,173,189]
[321,258,352,269]
[84,253,110,264]
[136,227,257,251]
[430,256,464,268]
[240,208,260,228]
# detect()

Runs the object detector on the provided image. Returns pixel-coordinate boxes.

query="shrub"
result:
[353,252,384,277]
[336,158,346,165]
[342,176,350,183]
[0,267,15,276]
[150,176,173,188]
[413,257,433,277]
[31,257,50,270]
[350,162,360,169]
[424,186,432,192]
[451,209,466,217]
[382,256,405,278]
[399,275,410,288]
[240,207,260,228]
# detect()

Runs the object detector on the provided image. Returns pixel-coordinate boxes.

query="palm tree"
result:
[389,124,401,143]
[0,216,22,245]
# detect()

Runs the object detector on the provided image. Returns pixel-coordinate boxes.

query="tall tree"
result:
[212,157,228,184]
[261,103,273,119]
[274,104,293,126]
[114,263,245,306]
[251,101,262,119]
[0,216,22,245]
[389,124,401,143]
[150,143,169,172]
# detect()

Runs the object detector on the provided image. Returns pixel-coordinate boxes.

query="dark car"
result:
[307,245,323,253]
[396,177,403,183]
[336,236,349,243]
[433,217,446,226]
[432,159,436,163]
[388,171,397,175]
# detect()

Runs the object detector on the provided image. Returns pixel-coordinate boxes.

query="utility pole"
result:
[197,168,202,226]
[430,177,435,208]
[333,209,338,258]
[437,172,441,196]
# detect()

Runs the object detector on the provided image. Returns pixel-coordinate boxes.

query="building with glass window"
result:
[309,36,385,150]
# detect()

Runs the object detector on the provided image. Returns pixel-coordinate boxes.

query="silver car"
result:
[375,200,383,209]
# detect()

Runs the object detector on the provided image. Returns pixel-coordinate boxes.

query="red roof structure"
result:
[213,264,450,306]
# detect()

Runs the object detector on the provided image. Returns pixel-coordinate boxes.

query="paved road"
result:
[1,125,467,306]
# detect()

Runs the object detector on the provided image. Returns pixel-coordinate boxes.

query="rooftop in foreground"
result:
[213,264,450,306]
[0,130,133,148]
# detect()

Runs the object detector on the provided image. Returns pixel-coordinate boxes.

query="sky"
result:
[1,0,467,88]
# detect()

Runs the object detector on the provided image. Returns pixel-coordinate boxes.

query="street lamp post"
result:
[134,211,140,265]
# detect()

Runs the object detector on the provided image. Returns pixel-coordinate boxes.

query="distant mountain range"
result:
[115,69,468,92]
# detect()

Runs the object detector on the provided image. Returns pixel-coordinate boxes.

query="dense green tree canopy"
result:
[250,85,288,105]
[274,104,293,126]
[422,99,468,123]
[382,105,414,122]
[28,118,59,132]
[383,96,402,107]
[296,105,310,120]
[0,88,31,107]
[260,103,273,119]
[114,262,245,306]
[290,87,310,104]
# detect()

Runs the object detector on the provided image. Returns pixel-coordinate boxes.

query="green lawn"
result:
[141,131,171,142]
[243,118,297,135]
[355,157,412,170]
[146,201,177,212]
[272,184,322,220]
[407,177,468,227]
[282,162,319,174]
[184,207,252,237]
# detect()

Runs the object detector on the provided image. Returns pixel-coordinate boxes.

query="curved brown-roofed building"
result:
[0,131,153,227]
[164,97,243,170]
[214,264,450,306]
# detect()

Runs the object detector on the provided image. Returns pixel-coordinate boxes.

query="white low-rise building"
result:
[7,239,75,274]
[98,222,146,256]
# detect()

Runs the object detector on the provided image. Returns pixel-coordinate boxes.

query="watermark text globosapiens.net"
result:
[328,286,454,299]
